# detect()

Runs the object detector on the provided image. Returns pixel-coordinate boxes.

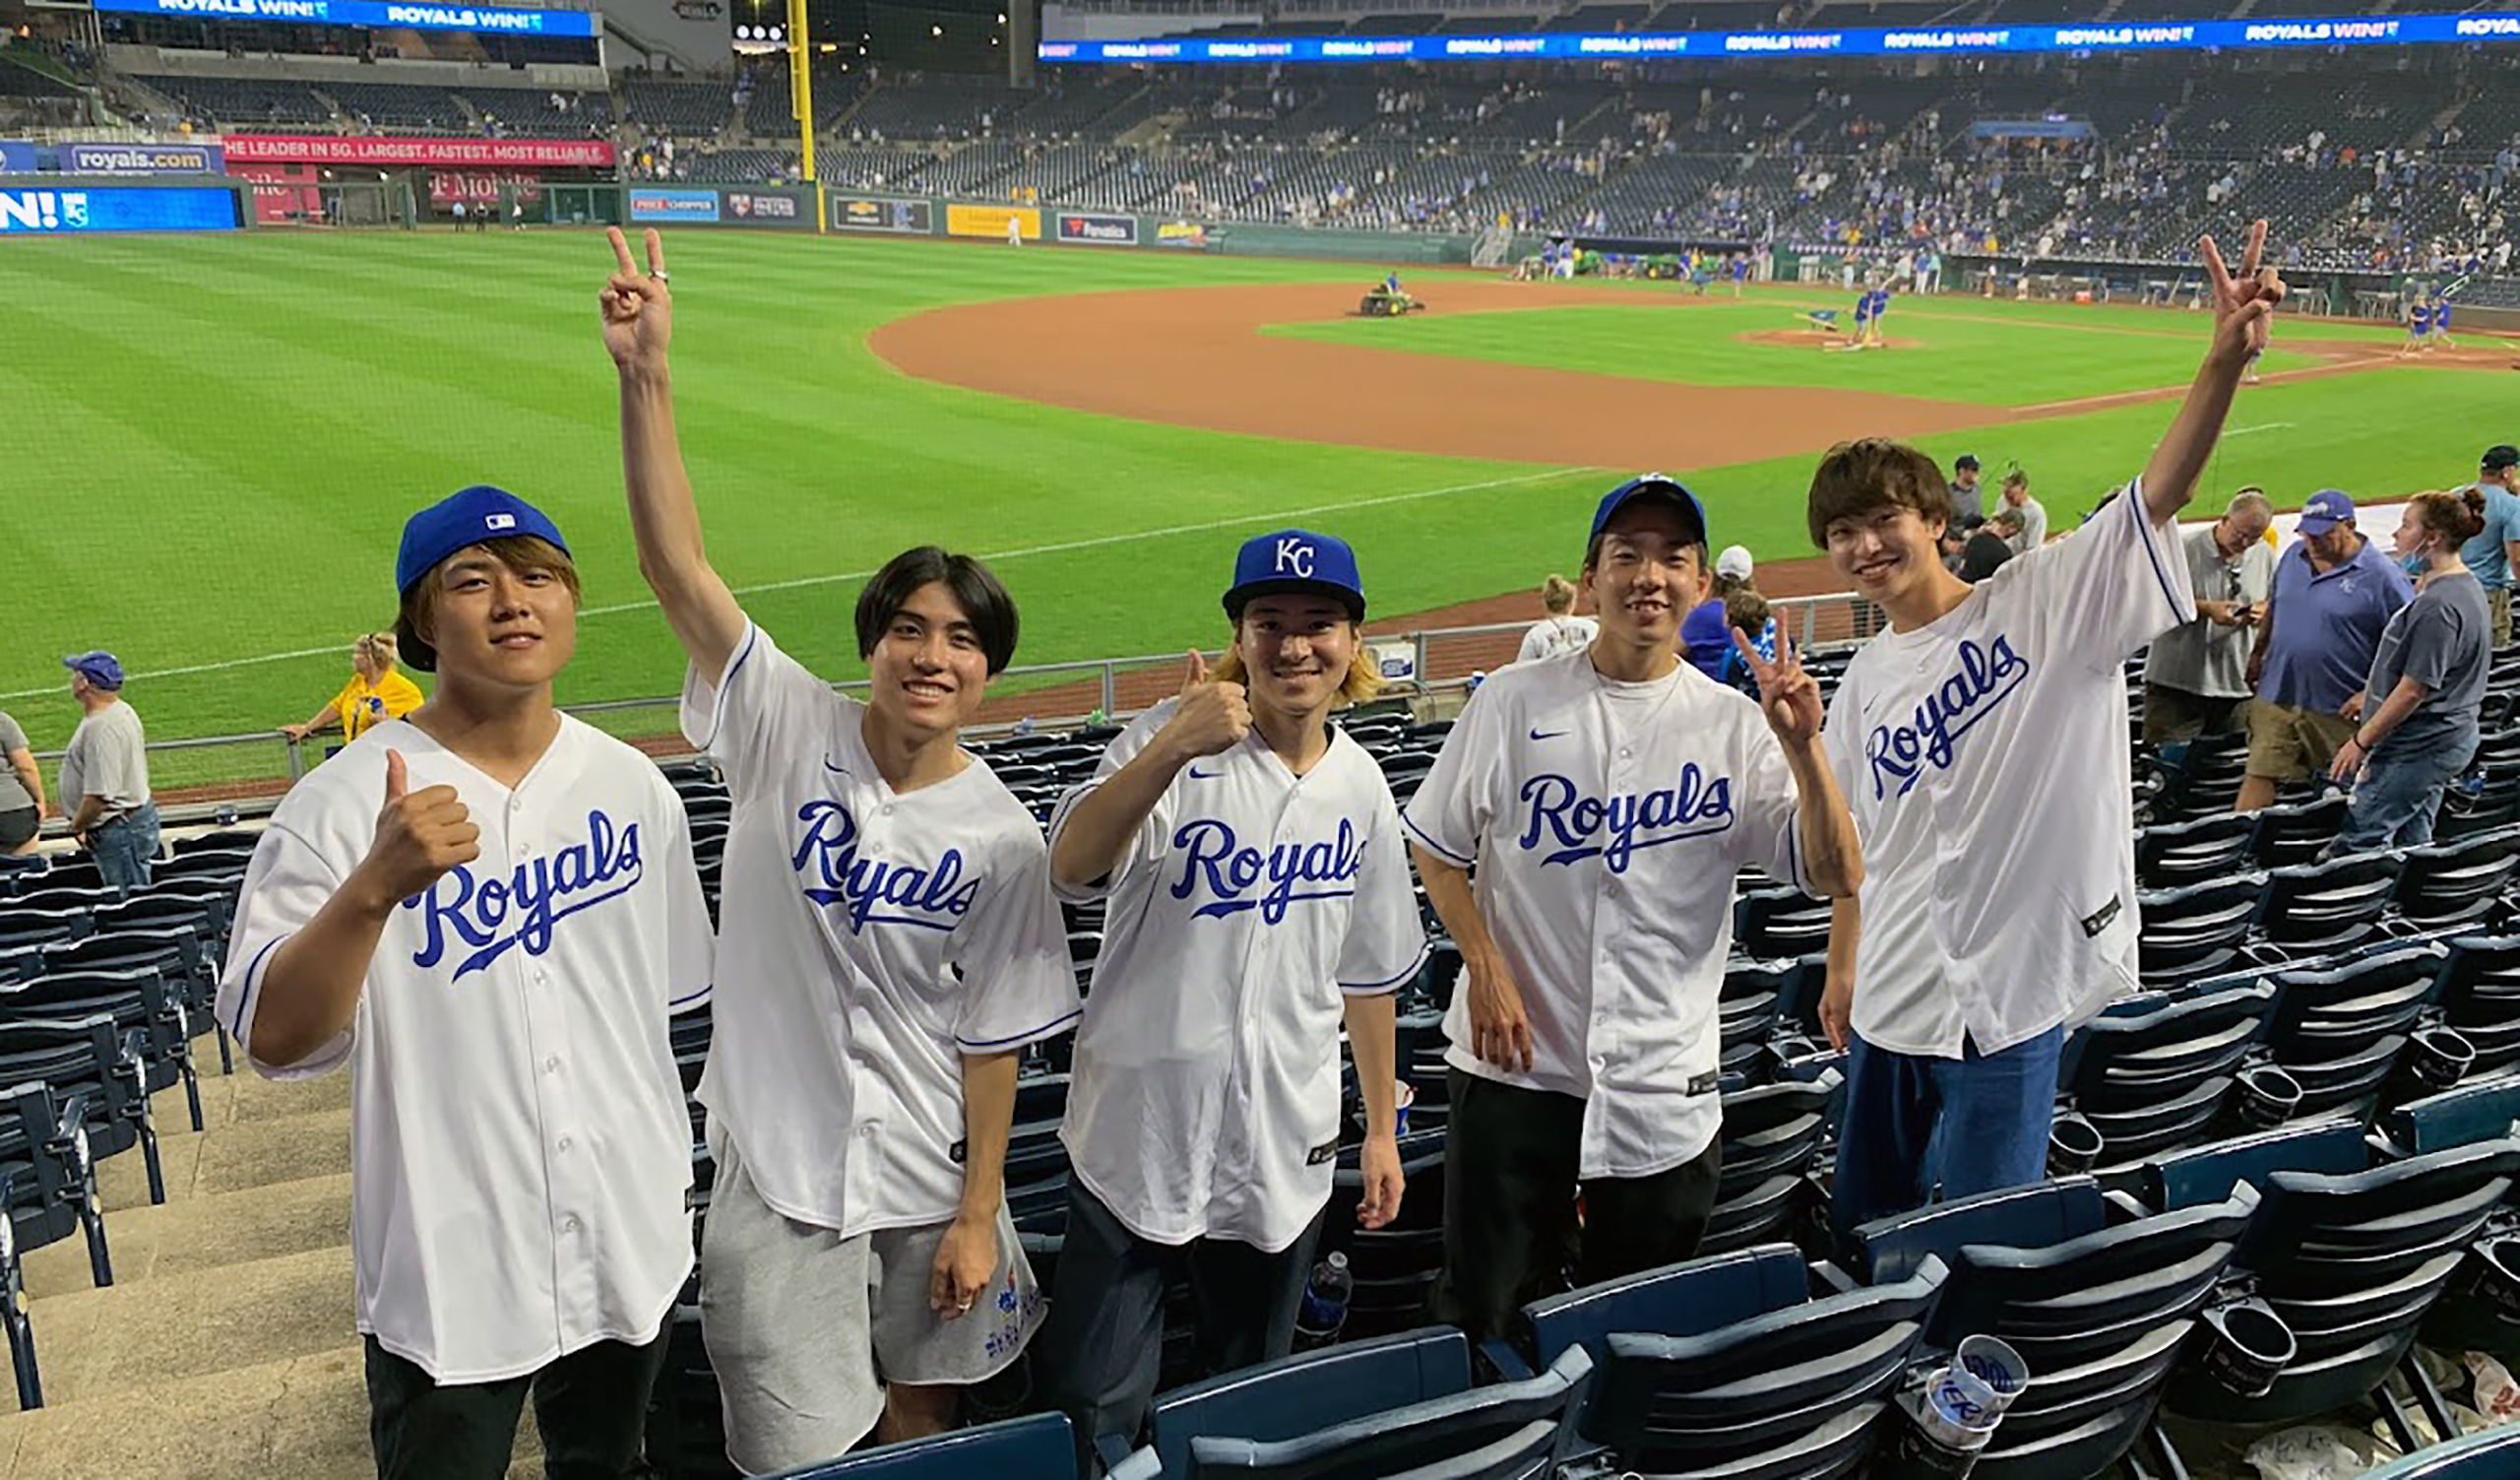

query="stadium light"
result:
[931,23,942,34]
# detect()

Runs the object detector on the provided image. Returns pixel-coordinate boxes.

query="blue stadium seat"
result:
[2356,1425,2520,1477]
[2381,1073,2520,1157]
[1704,1070,1841,1254]
[1176,1344,1591,1480]
[2135,812,2254,892]
[2245,795,2350,869]
[2056,980,2272,1172]
[2391,827,2520,933]
[2261,943,2448,1118]
[2253,853,2399,958]
[764,1411,1083,1477]
[6,964,203,1138]
[1576,1256,1946,1477]
[0,1013,164,1206]
[2435,937,2520,1078]
[1320,1132,1448,1337]
[1856,1179,2262,1479]
[1121,1324,1473,1477]
[0,1076,118,1408]
[1735,887,1831,960]
[1491,1242,1810,1382]
[2137,875,2263,988]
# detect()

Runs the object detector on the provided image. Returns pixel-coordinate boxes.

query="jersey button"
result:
[557,1136,573,1153]
[561,1215,580,1234]
[544,1056,561,1074]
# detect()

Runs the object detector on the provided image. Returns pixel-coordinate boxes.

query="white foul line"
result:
[3,466,1591,699]
[2223,421,2296,437]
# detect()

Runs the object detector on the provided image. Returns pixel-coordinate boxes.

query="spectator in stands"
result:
[215,485,709,1480]
[1817,225,2286,1247]
[1409,476,1858,1343]
[2326,487,2494,854]
[600,228,1076,1464]
[1999,467,2048,553]
[1960,512,2017,582]
[1042,530,1420,1458]
[2457,444,2520,649]
[2238,491,2414,812]
[0,709,41,855]
[58,652,156,889]
[281,632,424,751]
[1718,586,1777,698]
[1515,574,1596,664]
[1679,545,1757,679]
[2143,487,2276,741]
[1949,453,1984,524]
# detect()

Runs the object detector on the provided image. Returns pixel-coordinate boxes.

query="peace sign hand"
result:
[599,225,672,375]
[2199,219,2287,365]
[1732,621,1823,746]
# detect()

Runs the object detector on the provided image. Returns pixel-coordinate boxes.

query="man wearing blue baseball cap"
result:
[1404,474,1860,1340]
[2238,490,2415,812]
[216,483,712,1480]
[1040,528,1428,1458]
[58,650,158,889]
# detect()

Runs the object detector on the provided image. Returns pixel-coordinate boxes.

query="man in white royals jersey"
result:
[1814,223,2287,1245]
[217,486,712,1480]
[1038,529,1426,1458]
[600,228,1080,1468]
[1406,476,1862,1341]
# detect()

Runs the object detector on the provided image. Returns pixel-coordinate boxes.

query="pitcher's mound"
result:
[1737,329,1921,351]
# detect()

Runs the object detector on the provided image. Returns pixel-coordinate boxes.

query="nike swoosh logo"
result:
[1188,766,1223,780]
[1530,729,1568,741]
[824,756,850,776]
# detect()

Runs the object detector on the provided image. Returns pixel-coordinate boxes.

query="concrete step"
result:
[92,1105,349,1216]
[0,1342,545,1480]
[22,1173,351,1299]
[8,1246,353,1411]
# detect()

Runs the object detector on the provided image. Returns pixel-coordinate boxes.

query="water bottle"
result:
[1292,1251,1354,1350]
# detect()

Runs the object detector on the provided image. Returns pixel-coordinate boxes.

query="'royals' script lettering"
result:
[1516,768,1735,869]
[791,799,980,932]
[409,810,643,979]
[1169,817,1364,921]
[1865,635,2032,800]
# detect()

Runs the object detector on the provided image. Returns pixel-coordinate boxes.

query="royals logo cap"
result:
[1224,530,1365,620]
[2293,489,2356,537]
[396,485,571,597]
[1590,474,1709,549]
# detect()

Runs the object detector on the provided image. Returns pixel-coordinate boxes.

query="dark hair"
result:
[1806,438,1956,547]
[1724,588,1770,635]
[395,535,581,675]
[2408,487,2488,547]
[854,547,1020,676]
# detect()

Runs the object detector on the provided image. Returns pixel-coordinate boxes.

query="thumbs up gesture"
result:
[357,749,481,905]
[1160,649,1251,762]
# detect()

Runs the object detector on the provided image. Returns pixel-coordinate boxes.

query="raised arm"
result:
[602,226,747,679]
[2142,221,2288,526]
[1732,624,1863,900]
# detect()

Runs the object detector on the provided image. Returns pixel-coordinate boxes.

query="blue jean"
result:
[88,802,159,892]
[2330,728,2478,856]
[1829,1024,2065,1252]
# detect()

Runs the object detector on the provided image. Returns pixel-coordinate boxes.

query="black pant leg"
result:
[1576,1136,1723,1286]
[1424,1069,1585,1343]
[529,1331,671,1480]
[1036,1182,1172,1463]
[365,1336,533,1480]
[1184,1207,1325,1377]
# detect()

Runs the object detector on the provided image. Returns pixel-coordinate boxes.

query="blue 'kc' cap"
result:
[1591,474,1709,547]
[2293,489,2356,537]
[1224,530,1366,621]
[61,651,125,691]
[396,485,571,596]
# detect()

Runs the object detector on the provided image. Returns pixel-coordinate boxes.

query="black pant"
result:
[364,1332,668,1480]
[1037,1182,1323,1462]
[1427,1069,1722,1343]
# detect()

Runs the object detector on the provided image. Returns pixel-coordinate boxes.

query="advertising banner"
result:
[628,187,720,223]
[723,188,809,227]
[0,185,238,234]
[94,0,597,34]
[1152,219,1214,250]
[1054,209,1136,245]
[225,134,614,167]
[831,194,931,233]
[945,202,1040,241]
[65,142,226,174]
[0,141,42,174]
[428,169,540,206]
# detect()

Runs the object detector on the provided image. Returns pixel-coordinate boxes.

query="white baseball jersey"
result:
[1516,616,1599,665]
[1050,699,1427,1253]
[1824,478,2194,1060]
[216,717,711,1383]
[682,623,1080,1238]
[1404,653,1813,1179]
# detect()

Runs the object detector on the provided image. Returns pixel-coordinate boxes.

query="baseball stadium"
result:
[7,0,2520,1474]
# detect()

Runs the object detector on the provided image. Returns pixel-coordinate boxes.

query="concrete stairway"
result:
[0,1042,541,1479]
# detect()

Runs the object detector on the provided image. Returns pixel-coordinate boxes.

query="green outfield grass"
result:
[0,230,2501,755]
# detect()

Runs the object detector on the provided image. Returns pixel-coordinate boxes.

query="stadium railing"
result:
[20,591,1884,824]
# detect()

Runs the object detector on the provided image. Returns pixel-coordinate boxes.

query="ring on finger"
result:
[653,271,670,283]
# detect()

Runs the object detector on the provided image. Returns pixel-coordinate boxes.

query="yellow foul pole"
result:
[789,0,821,231]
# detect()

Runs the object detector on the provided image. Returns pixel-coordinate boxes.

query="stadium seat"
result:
[2355,1425,2520,1477]
[1173,1344,1592,1480]
[1703,1070,1841,1255]
[1484,1242,1807,1383]
[2137,875,2263,988]
[2245,795,2350,869]
[2260,944,2449,1118]
[1321,1130,1447,1337]
[2134,813,2254,892]
[2253,853,2398,958]
[2435,936,2520,1077]
[0,1012,164,1206]
[2379,1073,2520,1158]
[1117,1324,1473,1476]
[2055,980,2272,1172]
[1855,1177,2262,1479]
[1734,887,1832,960]
[2392,827,2520,933]
[7,964,203,1140]
[0,1075,119,1408]
[765,1411,1085,1477]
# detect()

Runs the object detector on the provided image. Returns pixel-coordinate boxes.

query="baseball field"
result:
[5,227,2511,760]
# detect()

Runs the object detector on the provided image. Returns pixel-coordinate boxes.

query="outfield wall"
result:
[825,189,1480,263]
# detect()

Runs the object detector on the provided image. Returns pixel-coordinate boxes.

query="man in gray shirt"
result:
[2143,488,2275,740]
[0,710,43,855]
[1999,468,2048,554]
[59,652,157,889]
[1948,454,1984,526]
